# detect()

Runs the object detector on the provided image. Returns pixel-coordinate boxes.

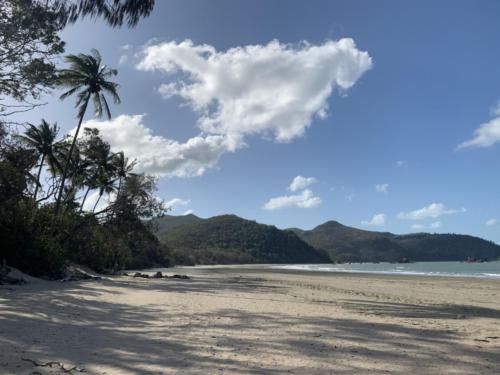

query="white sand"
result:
[1,267,499,374]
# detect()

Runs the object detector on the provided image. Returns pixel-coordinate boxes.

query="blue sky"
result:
[20,0,500,242]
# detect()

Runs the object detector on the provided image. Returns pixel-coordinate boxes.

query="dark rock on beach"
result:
[172,274,190,279]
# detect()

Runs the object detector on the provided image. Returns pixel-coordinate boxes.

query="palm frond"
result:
[92,92,103,118]
[90,49,102,66]
[100,93,112,119]
[60,86,81,101]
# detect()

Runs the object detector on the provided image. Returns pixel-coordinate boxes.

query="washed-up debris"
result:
[22,358,86,373]
[61,265,103,282]
[130,272,191,280]
[0,265,40,285]
[133,272,150,278]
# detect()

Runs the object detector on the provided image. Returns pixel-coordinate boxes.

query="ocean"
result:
[270,261,500,279]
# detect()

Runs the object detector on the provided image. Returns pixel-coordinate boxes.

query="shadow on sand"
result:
[0,276,498,374]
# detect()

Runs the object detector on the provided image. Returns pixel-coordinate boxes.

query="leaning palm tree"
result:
[16,120,59,200]
[54,49,120,214]
[112,151,136,197]
[51,138,85,208]
[92,171,117,213]
[85,145,117,213]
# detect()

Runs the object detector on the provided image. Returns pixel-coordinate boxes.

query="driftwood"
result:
[22,358,86,373]
[61,265,103,282]
[0,266,26,285]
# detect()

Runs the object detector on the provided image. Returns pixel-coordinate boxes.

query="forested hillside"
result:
[157,215,329,265]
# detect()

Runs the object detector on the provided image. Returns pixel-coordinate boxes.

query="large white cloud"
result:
[82,39,372,179]
[361,213,386,226]
[398,203,465,220]
[137,38,372,149]
[263,189,321,210]
[289,176,317,192]
[82,115,229,177]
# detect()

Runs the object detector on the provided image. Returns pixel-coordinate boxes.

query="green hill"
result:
[152,214,202,239]
[156,215,329,265]
[154,215,500,264]
[291,220,500,263]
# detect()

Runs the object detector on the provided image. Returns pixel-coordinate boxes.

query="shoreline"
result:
[168,261,500,280]
[1,266,499,374]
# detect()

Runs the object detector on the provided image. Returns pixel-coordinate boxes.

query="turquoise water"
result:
[270,261,500,279]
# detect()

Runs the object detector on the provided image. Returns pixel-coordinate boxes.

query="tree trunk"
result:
[33,154,45,201]
[79,185,92,213]
[93,192,103,213]
[54,93,90,215]
[111,177,123,218]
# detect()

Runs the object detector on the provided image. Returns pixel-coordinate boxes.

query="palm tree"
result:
[15,120,59,200]
[112,151,136,197]
[92,171,117,213]
[88,146,117,213]
[54,49,120,214]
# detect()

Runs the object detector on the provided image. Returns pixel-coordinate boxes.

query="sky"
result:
[19,0,500,243]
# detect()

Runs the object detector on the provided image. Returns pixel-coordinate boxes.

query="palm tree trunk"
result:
[93,192,103,213]
[54,93,90,215]
[117,177,122,197]
[79,185,92,213]
[111,177,123,219]
[33,154,45,201]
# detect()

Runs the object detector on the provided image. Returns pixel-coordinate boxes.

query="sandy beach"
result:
[1,267,499,374]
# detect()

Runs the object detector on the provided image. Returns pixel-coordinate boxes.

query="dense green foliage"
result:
[52,0,156,28]
[156,215,330,265]
[0,123,169,277]
[0,1,163,279]
[156,215,500,265]
[291,221,500,263]
[0,0,65,111]
[0,0,153,116]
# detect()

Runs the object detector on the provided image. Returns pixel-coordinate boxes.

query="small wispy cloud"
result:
[398,203,465,220]
[396,160,406,167]
[263,189,321,210]
[118,44,133,65]
[411,221,441,231]
[457,101,500,150]
[490,101,500,116]
[264,175,321,210]
[486,218,497,226]
[289,176,317,192]
[165,197,190,209]
[118,55,128,65]
[361,213,386,226]
[375,183,389,194]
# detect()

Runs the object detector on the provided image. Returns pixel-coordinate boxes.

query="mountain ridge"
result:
[154,214,500,265]
[155,214,329,265]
